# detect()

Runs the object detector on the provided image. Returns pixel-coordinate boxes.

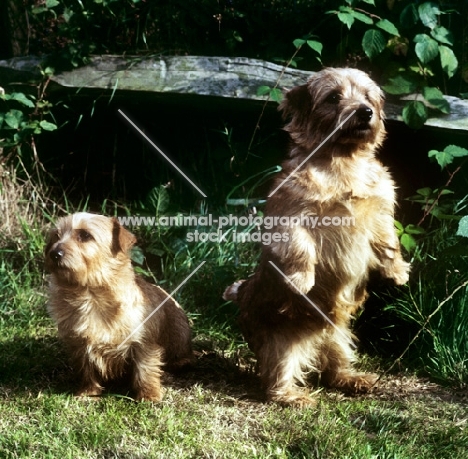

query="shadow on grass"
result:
[0,335,263,402]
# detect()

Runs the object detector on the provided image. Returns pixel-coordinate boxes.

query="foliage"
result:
[0,69,58,169]
[385,222,468,388]
[327,0,463,128]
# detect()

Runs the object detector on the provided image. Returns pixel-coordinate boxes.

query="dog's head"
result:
[45,213,136,287]
[279,68,385,155]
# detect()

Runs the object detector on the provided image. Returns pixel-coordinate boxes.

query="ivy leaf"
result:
[428,149,454,168]
[376,19,400,37]
[293,38,306,48]
[336,7,355,29]
[400,3,418,29]
[4,109,24,129]
[422,86,450,114]
[362,29,386,59]
[257,86,271,96]
[444,145,468,158]
[404,224,426,235]
[350,10,373,25]
[430,26,454,46]
[269,88,283,103]
[439,45,458,79]
[7,92,35,108]
[400,233,417,253]
[456,216,468,238]
[382,74,418,95]
[307,40,323,55]
[39,120,57,131]
[418,1,440,30]
[402,100,428,129]
[414,34,439,64]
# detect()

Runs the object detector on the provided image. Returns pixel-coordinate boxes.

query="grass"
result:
[1,166,467,458]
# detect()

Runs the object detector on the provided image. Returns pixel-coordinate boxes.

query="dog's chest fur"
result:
[48,281,146,346]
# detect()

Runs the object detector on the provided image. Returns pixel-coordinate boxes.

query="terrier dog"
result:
[45,212,193,401]
[224,68,410,406]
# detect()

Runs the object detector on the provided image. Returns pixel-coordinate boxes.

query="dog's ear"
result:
[111,218,137,256]
[278,84,312,131]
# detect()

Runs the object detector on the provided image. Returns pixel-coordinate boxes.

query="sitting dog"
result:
[224,68,410,406]
[45,212,193,401]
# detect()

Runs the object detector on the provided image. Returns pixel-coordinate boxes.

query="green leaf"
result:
[146,185,170,215]
[418,1,440,30]
[402,100,428,129]
[9,92,35,108]
[430,26,454,45]
[45,0,60,7]
[414,34,439,64]
[351,10,373,25]
[293,38,306,48]
[444,145,468,158]
[400,3,418,29]
[416,187,433,197]
[269,88,283,103]
[456,216,468,238]
[4,109,23,129]
[130,246,145,265]
[400,233,417,253]
[362,29,386,59]
[428,149,453,168]
[39,120,57,131]
[382,74,418,95]
[422,87,450,114]
[439,45,458,79]
[376,19,400,37]
[394,220,404,236]
[337,12,355,29]
[306,40,323,55]
[404,224,426,235]
[257,86,271,96]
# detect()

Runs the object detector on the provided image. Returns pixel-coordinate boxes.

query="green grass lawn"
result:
[1,273,467,459]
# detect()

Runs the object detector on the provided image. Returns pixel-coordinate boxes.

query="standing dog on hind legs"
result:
[45,212,194,401]
[224,68,410,406]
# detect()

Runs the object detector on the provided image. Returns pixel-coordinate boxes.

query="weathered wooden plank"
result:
[1,55,467,131]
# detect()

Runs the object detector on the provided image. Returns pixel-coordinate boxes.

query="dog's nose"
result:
[356,105,373,121]
[49,247,65,261]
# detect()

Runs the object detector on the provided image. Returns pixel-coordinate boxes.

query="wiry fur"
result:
[223,68,410,406]
[45,212,193,401]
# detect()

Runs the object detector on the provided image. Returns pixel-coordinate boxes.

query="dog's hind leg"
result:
[255,332,318,407]
[319,325,377,394]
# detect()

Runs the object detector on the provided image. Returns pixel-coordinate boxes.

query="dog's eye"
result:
[325,92,341,104]
[77,229,93,242]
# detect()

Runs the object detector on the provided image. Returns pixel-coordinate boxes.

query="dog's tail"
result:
[222,280,245,302]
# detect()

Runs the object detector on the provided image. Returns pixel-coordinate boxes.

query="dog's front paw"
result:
[75,383,103,398]
[389,259,410,285]
[380,257,410,285]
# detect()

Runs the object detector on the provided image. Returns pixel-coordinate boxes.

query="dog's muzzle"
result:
[48,245,65,263]
[356,104,373,123]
